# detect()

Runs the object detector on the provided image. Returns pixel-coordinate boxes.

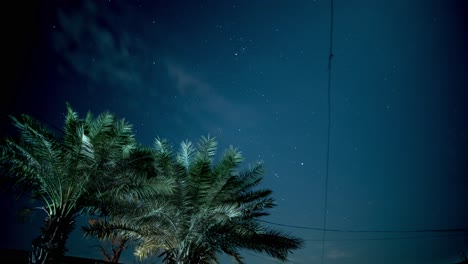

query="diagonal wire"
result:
[258,220,468,233]
[321,0,335,263]
[306,233,468,241]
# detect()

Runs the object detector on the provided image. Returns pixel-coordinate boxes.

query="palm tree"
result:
[0,104,173,264]
[85,136,304,264]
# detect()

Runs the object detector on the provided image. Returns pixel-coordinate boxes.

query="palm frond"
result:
[153,137,174,176]
[222,247,244,264]
[135,239,167,260]
[202,146,244,206]
[212,146,243,177]
[188,158,213,206]
[11,115,62,167]
[154,137,172,155]
[88,111,115,138]
[242,229,304,261]
[76,125,95,162]
[195,135,217,162]
[235,162,265,192]
[2,138,42,183]
[238,189,273,203]
[176,140,195,172]
[83,218,140,241]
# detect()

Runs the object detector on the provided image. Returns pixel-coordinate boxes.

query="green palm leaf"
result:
[177,140,195,172]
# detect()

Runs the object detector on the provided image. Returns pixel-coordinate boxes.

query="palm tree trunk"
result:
[29,213,76,264]
[166,250,186,264]
[167,249,200,264]
[98,238,128,263]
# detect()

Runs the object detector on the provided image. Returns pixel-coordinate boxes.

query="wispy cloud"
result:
[327,248,353,259]
[166,62,210,96]
[52,0,147,92]
[165,61,259,131]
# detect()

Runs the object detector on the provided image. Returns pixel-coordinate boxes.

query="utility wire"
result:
[321,0,334,263]
[258,220,468,233]
[305,233,468,242]
[245,251,301,264]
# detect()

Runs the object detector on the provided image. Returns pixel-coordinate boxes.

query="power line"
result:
[321,0,334,263]
[258,220,468,233]
[305,233,468,241]
[244,251,301,264]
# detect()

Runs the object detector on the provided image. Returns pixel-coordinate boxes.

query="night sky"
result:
[1,1,467,263]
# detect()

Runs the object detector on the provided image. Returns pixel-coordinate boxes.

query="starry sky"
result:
[1,1,467,263]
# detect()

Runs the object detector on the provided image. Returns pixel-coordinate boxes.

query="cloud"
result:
[165,61,260,131]
[166,62,210,96]
[327,248,353,259]
[52,0,146,91]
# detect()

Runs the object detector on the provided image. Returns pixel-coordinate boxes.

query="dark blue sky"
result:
[1,1,467,263]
